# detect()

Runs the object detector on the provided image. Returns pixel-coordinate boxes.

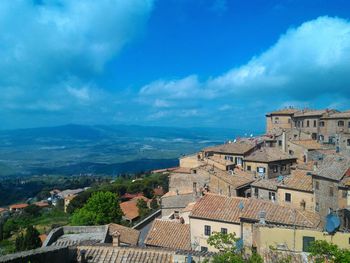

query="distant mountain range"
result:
[0,124,260,177]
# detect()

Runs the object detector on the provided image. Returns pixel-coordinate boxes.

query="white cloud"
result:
[0,0,154,114]
[139,16,350,104]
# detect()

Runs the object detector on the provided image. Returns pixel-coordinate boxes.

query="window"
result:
[348,237,350,245]
[278,140,282,146]
[204,225,211,236]
[347,139,350,146]
[281,164,287,171]
[303,236,315,252]
[201,246,208,252]
[288,119,291,124]
[247,165,251,171]
[338,120,345,127]
[329,187,334,197]
[319,121,325,127]
[269,192,276,201]
[348,122,350,128]
[313,120,317,127]
[193,169,197,174]
[272,165,278,173]
[315,202,319,212]
[306,120,310,127]
[315,181,319,190]
[285,193,291,202]
[342,190,347,198]
[274,117,279,124]
[300,200,306,209]
[221,228,228,234]
[254,187,259,198]
[193,182,197,192]
[302,121,304,127]
[289,150,294,155]
[236,157,243,165]
[257,167,266,174]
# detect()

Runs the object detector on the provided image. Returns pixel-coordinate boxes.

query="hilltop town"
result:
[1,108,350,263]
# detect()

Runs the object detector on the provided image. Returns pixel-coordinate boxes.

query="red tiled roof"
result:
[35,202,50,207]
[145,220,191,251]
[108,223,140,246]
[10,203,28,209]
[120,196,150,221]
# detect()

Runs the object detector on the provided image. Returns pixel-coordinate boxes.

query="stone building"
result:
[265,108,299,133]
[243,147,297,179]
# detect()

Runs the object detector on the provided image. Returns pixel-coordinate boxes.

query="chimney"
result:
[112,231,121,247]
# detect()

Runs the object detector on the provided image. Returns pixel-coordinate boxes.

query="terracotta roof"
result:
[171,167,192,174]
[252,169,313,192]
[245,147,296,163]
[182,202,196,213]
[289,140,322,150]
[321,111,350,119]
[190,194,321,228]
[162,190,193,198]
[315,154,350,181]
[0,208,8,213]
[266,108,300,116]
[190,194,247,224]
[120,196,150,221]
[108,224,140,246]
[241,198,321,228]
[281,169,313,192]
[206,166,255,189]
[10,203,28,209]
[145,220,191,251]
[121,193,143,199]
[293,109,330,117]
[203,141,256,155]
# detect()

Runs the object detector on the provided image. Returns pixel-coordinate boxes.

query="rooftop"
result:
[120,196,150,221]
[293,109,330,117]
[315,154,350,181]
[190,194,321,228]
[145,220,191,251]
[321,110,350,119]
[203,140,256,155]
[245,147,296,163]
[289,139,322,150]
[108,223,140,246]
[9,203,28,209]
[266,108,300,116]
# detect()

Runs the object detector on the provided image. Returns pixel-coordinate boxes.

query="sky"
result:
[1,0,350,131]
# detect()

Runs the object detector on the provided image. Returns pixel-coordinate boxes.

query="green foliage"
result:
[309,240,350,263]
[150,198,159,210]
[24,205,41,217]
[15,226,41,252]
[207,232,263,263]
[136,198,150,218]
[71,191,123,226]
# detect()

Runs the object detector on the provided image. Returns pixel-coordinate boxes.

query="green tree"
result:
[150,198,159,210]
[309,240,350,263]
[24,204,41,217]
[207,232,263,263]
[15,226,41,251]
[71,191,123,226]
[136,198,149,219]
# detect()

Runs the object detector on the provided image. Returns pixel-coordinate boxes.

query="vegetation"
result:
[309,240,350,263]
[206,232,263,263]
[136,198,150,219]
[15,226,41,251]
[71,191,123,226]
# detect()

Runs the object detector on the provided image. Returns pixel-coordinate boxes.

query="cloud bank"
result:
[139,16,350,126]
[0,0,153,127]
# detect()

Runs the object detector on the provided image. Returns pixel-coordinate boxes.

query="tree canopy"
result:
[71,191,123,226]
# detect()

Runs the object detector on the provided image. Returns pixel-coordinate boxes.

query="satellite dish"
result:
[325,213,340,234]
[235,238,244,252]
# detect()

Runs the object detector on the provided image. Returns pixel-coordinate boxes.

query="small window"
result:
[306,120,310,127]
[329,187,334,197]
[302,121,304,127]
[347,139,350,146]
[313,120,317,127]
[254,187,259,198]
[221,228,228,234]
[348,237,350,245]
[204,225,211,236]
[269,192,276,201]
[315,202,319,212]
[278,140,282,146]
[201,246,208,252]
[348,122,350,128]
[193,169,197,174]
[272,165,278,173]
[285,193,291,202]
[247,165,251,171]
[303,236,315,252]
[319,121,325,127]
[281,164,287,171]
[338,121,345,127]
[300,200,306,209]
[342,190,347,198]
[315,181,319,190]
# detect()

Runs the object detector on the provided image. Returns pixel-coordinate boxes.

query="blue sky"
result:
[1,0,350,131]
